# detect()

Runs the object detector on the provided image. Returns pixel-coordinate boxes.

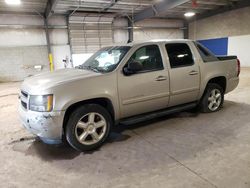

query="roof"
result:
[112,39,193,47]
[0,0,246,21]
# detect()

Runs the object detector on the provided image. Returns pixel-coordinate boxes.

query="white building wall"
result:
[228,35,250,67]
[0,14,70,82]
[189,7,250,40]
[134,19,184,41]
[189,7,250,67]
[0,15,184,81]
[113,18,184,43]
[0,28,46,47]
[0,46,48,81]
[113,18,128,43]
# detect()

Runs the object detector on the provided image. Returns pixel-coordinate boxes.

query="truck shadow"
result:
[25,131,132,161]
[12,137,81,161]
[11,132,133,161]
[114,99,248,134]
[16,109,198,161]
[113,108,200,134]
[14,100,250,162]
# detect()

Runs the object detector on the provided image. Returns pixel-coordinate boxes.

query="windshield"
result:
[77,46,131,73]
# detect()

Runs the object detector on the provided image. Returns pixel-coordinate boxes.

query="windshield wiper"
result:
[75,64,86,69]
[88,66,100,73]
[81,65,103,73]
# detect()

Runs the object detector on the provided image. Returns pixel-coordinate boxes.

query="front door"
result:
[118,44,170,118]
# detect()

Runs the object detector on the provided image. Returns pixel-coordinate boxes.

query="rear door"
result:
[165,43,200,106]
[118,44,170,118]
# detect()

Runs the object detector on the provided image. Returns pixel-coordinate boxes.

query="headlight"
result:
[29,95,53,112]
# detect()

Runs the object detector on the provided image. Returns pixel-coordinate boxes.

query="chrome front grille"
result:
[21,90,28,98]
[20,90,28,110]
[21,101,27,109]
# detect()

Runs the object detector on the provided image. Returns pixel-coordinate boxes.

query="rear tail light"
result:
[237,59,240,77]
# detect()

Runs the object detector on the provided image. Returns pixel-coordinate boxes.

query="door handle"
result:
[189,70,199,75]
[155,76,167,81]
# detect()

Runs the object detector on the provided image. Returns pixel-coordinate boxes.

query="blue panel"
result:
[198,37,228,56]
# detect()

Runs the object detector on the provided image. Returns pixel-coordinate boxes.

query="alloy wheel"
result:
[208,89,222,111]
[75,112,107,145]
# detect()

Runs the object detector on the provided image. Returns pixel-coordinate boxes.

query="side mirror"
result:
[123,60,143,75]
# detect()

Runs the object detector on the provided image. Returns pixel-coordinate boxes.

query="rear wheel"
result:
[199,83,224,113]
[66,104,112,151]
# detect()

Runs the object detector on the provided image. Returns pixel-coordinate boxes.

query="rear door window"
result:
[165,43,194,68]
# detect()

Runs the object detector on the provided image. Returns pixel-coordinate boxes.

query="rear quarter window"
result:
[194,42,219,62]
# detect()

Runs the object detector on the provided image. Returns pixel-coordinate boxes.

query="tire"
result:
[66,104,112,151]
[199,83,224,113]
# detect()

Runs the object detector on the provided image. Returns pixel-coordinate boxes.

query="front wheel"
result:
[199,83,224,113]
[66,104,112,151]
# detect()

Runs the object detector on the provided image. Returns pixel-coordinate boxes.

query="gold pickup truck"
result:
[19,39,240,151]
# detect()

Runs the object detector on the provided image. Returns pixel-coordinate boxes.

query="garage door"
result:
[69,15,114,54]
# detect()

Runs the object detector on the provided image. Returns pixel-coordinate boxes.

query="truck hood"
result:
[21,68,100,93]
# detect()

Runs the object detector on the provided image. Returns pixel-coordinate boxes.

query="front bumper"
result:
[18,104,65,144]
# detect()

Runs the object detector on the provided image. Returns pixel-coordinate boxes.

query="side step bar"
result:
[119,102,197,125]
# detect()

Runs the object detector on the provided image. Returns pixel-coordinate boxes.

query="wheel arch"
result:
[206,76,227,93]
[62,97,115,138]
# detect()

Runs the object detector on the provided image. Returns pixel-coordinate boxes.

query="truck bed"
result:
[217,56,237,61]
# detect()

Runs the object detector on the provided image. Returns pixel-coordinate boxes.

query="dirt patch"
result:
[0,93,18,98]
[0,104,14,109]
